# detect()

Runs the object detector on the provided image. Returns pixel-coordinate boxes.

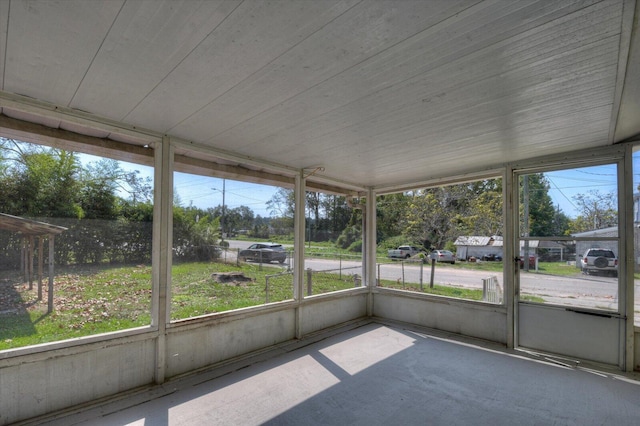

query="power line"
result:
[546,177,579,213]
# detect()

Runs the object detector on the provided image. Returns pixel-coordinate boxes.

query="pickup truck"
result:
[387,245,421,259]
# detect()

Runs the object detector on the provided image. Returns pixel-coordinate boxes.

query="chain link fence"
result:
[375,258,503,304]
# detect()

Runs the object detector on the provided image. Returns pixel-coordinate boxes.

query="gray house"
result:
[455,236,568,262]
[454,236,503,260]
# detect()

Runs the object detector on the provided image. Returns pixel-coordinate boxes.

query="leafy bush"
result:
[336,225,360,249]
[378,235,422,251]
[347,240,362,253]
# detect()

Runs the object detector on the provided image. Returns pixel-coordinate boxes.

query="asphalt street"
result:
[224,241,637,311]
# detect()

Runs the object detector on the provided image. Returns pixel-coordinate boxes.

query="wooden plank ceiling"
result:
[0,0,638,191]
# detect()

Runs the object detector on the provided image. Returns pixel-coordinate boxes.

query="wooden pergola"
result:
[0,213,67,313]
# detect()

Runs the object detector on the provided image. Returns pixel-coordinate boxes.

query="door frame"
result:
[508,147,630,369]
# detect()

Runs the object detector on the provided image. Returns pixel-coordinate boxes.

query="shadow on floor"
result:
[43,322,640,426]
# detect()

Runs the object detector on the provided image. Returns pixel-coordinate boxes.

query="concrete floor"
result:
[33,322,640,426]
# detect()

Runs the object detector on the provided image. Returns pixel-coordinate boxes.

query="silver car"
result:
[581,248,617,277]
[430,249,456,264]
[239,243,287,264]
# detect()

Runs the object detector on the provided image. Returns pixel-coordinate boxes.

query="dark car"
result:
[239,243,287,264]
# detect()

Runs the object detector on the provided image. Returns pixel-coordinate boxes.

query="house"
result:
[454,235,503,260]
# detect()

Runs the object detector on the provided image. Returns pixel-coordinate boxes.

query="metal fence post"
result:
[307,268,313,296]
[482,277,488,301]
[265,275,270,304]
[429,256,436,288]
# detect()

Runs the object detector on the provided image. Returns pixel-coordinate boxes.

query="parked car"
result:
[518,252,537,269]
[481,254,502,261]
[430,249,456,264]
[239,243,287,264]
[580,248,618,277]
[388,245,422,259]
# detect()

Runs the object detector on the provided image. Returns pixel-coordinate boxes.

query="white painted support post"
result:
[153,135,172,385]
[293,170,306,338]
[365,188,377,316]
[622,144,634,372]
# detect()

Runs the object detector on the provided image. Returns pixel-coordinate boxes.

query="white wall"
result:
[0,332,156,424]
[372,289,508,344]
[0,293,369,425]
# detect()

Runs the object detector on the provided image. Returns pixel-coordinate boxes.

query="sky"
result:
[79,149,640,220]
[77,153,278,217]
[173,172,278,217]
[543,149,640,219]
[544,164,618,218]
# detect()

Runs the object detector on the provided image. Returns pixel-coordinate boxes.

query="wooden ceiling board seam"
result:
[3,0,124,106]
[177,0,477,144]
[350,76,616,146]
[201,2,560,148]
[124,0,360,134]
[210,1,620,156]
[70,0,242,121]
[247,66,616,166]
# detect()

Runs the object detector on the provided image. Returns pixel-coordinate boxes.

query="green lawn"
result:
[1,257,636,351]
[378,278,486,301]
[0,261,359,350]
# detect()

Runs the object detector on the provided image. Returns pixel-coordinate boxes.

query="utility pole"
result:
[221,179,226,239]
[213,179,226,239]
[523,175,530,272]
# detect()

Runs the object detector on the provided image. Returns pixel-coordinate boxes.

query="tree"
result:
[377,193,411,239]
[211,205,255,234]
[267,187,294,219]
[0,141,82,218]
[569,190,617,233]
[456,189,503,237]
[520,174,557,237]
[404,187,459,249]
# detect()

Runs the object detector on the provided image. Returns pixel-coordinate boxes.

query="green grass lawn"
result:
[0,264,153,350]
[0,260,360,350]
[1,256,636,351]
[378,278,486,301]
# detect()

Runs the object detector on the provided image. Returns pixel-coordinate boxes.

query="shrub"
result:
[347,240,362,253]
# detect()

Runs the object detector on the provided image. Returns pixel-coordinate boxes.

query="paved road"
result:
[222,242,636,310]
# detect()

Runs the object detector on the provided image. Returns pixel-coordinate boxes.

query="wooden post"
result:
[21,238,27,283]
[28,235,34,290]
[48,235,54,313]
[38,236,44,300]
